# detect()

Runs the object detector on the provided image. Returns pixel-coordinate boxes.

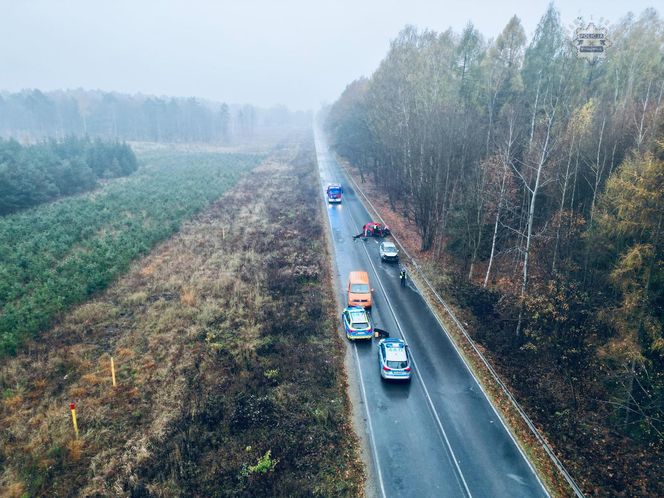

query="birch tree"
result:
[484,110,519,286]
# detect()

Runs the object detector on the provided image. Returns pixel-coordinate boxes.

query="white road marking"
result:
[315,136,387,498]
[353,342,388,498]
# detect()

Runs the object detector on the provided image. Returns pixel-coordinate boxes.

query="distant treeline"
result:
[0,89,311,142]
[0,137,137,214]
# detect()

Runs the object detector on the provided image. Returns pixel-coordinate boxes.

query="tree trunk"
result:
[635,80,651,151]
[583,116,607,279]
[516,108,555,336]
[484,117,515,287]
[484,164,510,286]
[552,131,575,273]
[529,72,542,150]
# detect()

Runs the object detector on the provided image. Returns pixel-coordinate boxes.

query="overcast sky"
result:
[0,0,659,110]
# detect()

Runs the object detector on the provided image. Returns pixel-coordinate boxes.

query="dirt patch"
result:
[0,135,364,497]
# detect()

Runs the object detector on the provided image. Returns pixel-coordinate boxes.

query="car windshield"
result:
[387,360,409,369]
[328,188,341,195]
[351,283,370,293]
[384,343,408,369]
[349,310,367,323]
[383,244,396,252]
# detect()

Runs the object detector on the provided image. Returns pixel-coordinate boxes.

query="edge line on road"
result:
[314,136,388,498]
[353,342,388,498]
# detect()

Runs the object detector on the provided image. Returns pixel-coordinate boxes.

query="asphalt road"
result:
[314,128,549,498]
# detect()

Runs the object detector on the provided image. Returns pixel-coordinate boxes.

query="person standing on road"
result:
[399,267,407,287]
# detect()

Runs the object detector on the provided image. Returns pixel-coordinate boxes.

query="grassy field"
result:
[0,149,262,355]
[0,135,365,496]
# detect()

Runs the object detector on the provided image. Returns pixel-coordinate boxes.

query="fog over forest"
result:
[0,0,660,110]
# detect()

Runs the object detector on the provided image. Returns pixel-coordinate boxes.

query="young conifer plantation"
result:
[0,137,137,214]
[0,148,262,355]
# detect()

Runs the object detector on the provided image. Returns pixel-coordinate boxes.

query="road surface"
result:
[315,127,549,498]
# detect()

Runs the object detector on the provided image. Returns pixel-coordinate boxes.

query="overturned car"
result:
[354,222,391,239]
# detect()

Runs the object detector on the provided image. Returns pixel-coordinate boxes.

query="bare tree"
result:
[484,111,518,286]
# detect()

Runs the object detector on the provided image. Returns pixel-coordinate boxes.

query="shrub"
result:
[243,450,278,476]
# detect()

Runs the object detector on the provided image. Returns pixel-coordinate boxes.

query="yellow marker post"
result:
[110,357,117,387]
[69,402,79,439]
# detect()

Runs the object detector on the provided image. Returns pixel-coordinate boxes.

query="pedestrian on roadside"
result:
[399,267,407,287]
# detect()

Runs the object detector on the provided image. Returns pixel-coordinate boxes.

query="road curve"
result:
[314,127,549,498]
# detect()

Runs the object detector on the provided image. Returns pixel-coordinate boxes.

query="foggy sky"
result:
[0,0,660,111]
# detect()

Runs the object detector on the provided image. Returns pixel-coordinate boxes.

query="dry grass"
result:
[67,440,84,461]
[179,288,197,306]
[70,302,119,326]
[0,137,364,497]
[139,263,157,277]
[1,481,26,498]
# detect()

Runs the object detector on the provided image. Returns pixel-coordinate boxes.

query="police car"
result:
[342,306,373,340]
[378,338,412,380]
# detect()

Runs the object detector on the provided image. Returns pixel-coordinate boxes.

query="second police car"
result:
[342,306,373,340]
[378,338,412,380]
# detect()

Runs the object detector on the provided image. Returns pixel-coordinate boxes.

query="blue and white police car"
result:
[342,306,373,340]
[378,338,412,380]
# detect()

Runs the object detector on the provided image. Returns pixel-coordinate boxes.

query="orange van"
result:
[347,271,373,309]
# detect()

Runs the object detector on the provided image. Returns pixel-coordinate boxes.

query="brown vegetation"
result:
[0,134,364,497]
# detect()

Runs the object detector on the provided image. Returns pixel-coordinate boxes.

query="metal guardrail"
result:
[341,159,586,498]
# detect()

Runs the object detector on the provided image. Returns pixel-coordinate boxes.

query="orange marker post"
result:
[69,402,79,439]
[110,357,117,387]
